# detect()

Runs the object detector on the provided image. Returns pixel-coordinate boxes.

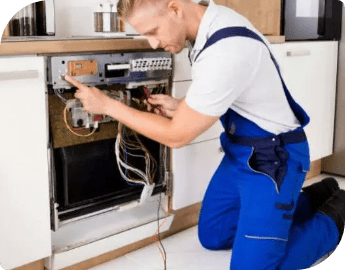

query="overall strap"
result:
[194,27,310,128]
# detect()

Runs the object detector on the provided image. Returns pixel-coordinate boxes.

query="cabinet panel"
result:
[171,138,224,210]
[214,0,282,36]
[172,48,192,82]
[271,41,338,161]
[0,56,51,269]
[172,80,191,100]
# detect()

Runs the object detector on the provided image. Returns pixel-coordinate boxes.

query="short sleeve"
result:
[185,39,260,116]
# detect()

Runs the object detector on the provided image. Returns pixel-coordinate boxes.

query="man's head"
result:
[117,0,206,54]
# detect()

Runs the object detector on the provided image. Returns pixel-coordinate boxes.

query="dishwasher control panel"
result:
[47,51,172,90]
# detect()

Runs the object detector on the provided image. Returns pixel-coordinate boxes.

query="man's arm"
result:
[65,75,218,148]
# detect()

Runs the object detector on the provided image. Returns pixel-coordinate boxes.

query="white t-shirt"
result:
[185,0,301,134]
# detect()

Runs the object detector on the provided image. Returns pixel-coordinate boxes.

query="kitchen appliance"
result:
[283,0,343,41]
[47,51,172,230]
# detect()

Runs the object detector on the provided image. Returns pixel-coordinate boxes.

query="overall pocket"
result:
[248,144,290,193]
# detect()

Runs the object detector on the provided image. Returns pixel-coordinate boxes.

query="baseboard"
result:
[45,214,174,270]
[306,159,322,180]
[13,260,45,270]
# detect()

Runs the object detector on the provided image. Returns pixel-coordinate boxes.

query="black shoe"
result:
[302,177,340,212]
[318,189,345,242]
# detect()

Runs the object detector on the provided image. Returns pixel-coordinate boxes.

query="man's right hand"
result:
[145,94,181,118]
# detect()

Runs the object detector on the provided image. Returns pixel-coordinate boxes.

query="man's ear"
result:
[167,1,183,17]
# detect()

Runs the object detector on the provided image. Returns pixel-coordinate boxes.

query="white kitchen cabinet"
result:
[271,41,338,162]
[0,56,51,269]
[171,138,224,210]
[172,48,192,82]
[171,49,224,210]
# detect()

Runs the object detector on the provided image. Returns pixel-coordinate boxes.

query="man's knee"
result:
[198,223,234,250]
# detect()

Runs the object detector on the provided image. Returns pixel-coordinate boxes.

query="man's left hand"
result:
[64,75,111,115]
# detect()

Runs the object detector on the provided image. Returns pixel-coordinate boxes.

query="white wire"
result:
[115,132,149,185]
[114,89,160,187]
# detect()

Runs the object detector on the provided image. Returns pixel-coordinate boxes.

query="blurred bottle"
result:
[9,11,21,36]
[20,4,36,36]
[8,1,55,37]
[94,1,125,34]
[94,3,104,32]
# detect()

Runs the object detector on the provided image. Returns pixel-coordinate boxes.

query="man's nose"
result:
[147,37,160,49]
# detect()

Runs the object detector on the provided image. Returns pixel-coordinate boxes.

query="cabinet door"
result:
[0,56,51,269]
[171,138,224,210]
[271,41,338,161]
[214,0,282,36]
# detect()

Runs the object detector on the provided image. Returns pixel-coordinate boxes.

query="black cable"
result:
[157,192,167,270]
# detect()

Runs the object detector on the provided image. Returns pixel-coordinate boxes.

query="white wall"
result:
[54,0,202,38]
[54,0,138,38]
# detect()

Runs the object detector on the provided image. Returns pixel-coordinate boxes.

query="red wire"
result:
[142,86,164,116]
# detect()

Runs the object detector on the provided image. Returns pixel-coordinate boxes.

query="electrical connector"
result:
[140,184,155,205]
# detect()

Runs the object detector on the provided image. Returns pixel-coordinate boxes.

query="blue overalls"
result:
[196,27,340,269]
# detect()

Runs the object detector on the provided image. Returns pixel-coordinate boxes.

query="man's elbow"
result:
[166,137,193,149]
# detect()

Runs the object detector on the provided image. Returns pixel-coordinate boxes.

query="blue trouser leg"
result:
[280,213,339,270]
[198,156,314,252]
[198,154,241,250]
[198,138,339,270]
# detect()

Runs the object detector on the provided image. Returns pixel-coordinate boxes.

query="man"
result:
[64,0,345,269]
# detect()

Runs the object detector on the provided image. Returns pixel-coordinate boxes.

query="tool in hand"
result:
[142,86,164,116]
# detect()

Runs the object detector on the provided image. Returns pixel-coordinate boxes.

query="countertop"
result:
[0,35,285,56]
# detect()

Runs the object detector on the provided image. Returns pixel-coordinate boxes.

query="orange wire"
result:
[152,186,170,266]
[63,106,97,137]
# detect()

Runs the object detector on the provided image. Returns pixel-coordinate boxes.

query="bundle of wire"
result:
[115,122,156,186]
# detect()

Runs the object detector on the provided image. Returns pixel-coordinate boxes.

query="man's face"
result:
[127,1,187,54]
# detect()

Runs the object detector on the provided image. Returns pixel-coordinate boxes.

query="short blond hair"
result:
[117,0,140,18]
[117,0,187,18]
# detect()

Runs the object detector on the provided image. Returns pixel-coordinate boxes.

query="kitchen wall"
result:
[54,0,137,38]
[54,0,200,38]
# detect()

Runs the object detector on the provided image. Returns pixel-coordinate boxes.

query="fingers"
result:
[74,89,82,100]
[64,75,88,90]
[149,94,166,100]
[143,99,152,111]
[147,97,165,106]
